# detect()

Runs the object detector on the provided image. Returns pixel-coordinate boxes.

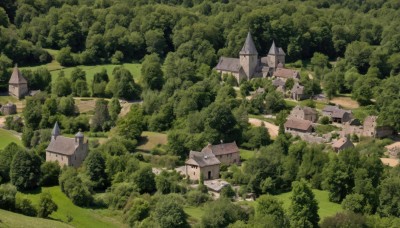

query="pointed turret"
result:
[52,122,61,139]
[240,32,258,55]
[9,64,28,85]
[75,129,84,144]
[268,41,279,55]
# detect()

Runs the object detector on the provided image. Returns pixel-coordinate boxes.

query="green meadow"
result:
[0,128,22,149]
[0,209,73,228]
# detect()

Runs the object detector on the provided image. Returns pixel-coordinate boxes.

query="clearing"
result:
[0,128,22,149]
[330,96,359,109]
[137,131,168,152]
[240,149,257,161]
[0,209,72,228]
[248,118,279,138]
[18,186,127,228]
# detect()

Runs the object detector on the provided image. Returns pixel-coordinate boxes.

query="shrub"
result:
[186,190,210,206]
[15,197,37,217]
[37,192,58,218]
[0,184,17,210]
[319,116,330,125]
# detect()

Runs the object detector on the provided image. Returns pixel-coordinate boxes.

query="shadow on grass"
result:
[19,187,43,195]
[137,136,149,147]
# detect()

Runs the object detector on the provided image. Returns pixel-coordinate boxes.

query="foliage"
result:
[117,104,144,140]
[0,143,23,183]
[91,99,111,132]
[10,150,41,190]
[153,194,188,228]
[289,180,319,228]
[201,198,249,228]
[37,191,58,218]
[125,198,150,226]
[59,168,93,207]
[0,184,17,211]
[256,195,289,228]
[40,162,61,186]
[320,211,366,228]
[131,166,156,194]
[84,150,108,190]
[378,177,400,217]
[15,196,37,217]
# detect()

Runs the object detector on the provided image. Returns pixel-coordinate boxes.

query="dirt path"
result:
[0,117,5,128]
[248,118,279,138]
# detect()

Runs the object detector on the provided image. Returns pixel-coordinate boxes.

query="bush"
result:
[186,190,210,206]
[124,198,150,226]
[15,197,37,217]
[220,185,236,199]
[40,162,61,186]
[0,184,17,210]
[321,211,366,228]
[37,192,58,218]
[319,116,330,125]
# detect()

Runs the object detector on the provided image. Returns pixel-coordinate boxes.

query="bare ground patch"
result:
[248,118,279,138]
[330,96,359,109]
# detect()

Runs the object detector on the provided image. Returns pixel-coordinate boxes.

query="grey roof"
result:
[186,151,221,167]
[9,65,28,84]
[215,57,241,72]
[332,109,350,119]
[273,68,299,79]
[332,137,354,149]
[46,136,78,155]
[52,122,61,136]
[273,78,286,87]
[240,32,258,55]
[201,142,239,156]
[323,105,339,113]
[75,131,84,138]
[268,41,285,56]
[284,118,313,131]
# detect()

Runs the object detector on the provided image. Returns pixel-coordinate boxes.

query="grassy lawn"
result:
[0,128,22,149]
[274,189,343,219]
[315,124,339,134]
[137,131,168,152]
[0,209,73,228]
[240,149,257,161]
[0,96,18,104]
[184,206,204,225]
[18,186,126,228]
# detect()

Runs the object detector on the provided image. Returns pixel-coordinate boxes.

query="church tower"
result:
[267,41,286,70]
[239,32,258,80]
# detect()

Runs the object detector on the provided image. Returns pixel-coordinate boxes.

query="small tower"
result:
[267,41,286,70]
[239,32,258,80]
[75,130,84,144]
[51,122,61,140]
[8,64,29,99]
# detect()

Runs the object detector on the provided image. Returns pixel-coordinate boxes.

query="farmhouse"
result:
[8,65,29,99]
[215,32,286,82]
[322,105,352,123]
[201,141,240,165]
[284,118,313,133]
[185,151,221,181]
[332,137,354,152]
[289,105,318,122]
[46,122,88,168]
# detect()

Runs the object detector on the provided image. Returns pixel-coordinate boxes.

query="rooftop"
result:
[201,142,239,156]
[185,151,221,167]
[284,118,313,131]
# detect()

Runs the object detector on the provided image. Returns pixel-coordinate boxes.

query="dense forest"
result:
[0,0,400,227]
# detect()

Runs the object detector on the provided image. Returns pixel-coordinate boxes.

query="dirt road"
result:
[248,118,279,138]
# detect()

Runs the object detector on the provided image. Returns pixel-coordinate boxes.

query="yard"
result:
[315,124,339,134]
[239,149,257,161]
[18,186,126,228]
[0,128,22,149]
[137,131,168,152]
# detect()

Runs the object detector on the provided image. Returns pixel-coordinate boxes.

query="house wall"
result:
[290,108,317,122]
[9,83,28,99]
[215,152,240,165]
[240,54,258,79]
[46,151,70,167]
[185,164,220,181]
[70,143,88,168]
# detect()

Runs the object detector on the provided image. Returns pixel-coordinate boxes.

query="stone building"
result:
[284,118,313,133]
[215,32,286,82]
[362,116,393,138]
[272,67,300,81]
[291,83,306,101]
[322,105,352,123]
[0,103,17,115]
[8,65,29,99]
[201,141,240,165]
[185,151,221,181]
[332,137,354,152]
[289,105,318,122]
[46,122,88,168]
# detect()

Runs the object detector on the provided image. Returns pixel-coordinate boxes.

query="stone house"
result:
[0,103,17,115]
[201,141,241,165]
[284,118,313,133]
[185,151,221,181]
[332,137,354,152]
[289,105,318,122]
[272,67,300,81]
[46,122,88,168]
[322,105,352,123]
[362,116,393,138]
[291,84,306,101]
[8,65,29,99]
[272,78,286,93]
[215,32,286,83]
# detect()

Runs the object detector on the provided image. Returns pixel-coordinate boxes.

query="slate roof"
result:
[332,137,353,149]
[322,105,339,113]
[284,118,313,131]
[9,65,28,84]
[293,105,317,115]
[46,136,79,156]
[201,142,239,156]
[215,57,241,72]
[185,151,221,167]
[240,32,258,55]
[332,109,350,119]
[268,41,285,55]
[52,122,61,136]
[273,68,299,79]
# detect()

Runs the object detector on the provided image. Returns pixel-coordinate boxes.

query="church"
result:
[215,32,286,83]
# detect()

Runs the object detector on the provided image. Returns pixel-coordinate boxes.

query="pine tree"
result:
[289,180,319,228]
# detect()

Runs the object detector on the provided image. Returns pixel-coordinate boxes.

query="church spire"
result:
[240,31,258,55]
[52,122,61,139]
[268,41,279,55]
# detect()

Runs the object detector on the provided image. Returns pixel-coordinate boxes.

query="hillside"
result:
[0,209,72,228]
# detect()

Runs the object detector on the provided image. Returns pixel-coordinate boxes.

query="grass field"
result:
[137,131,168,152]
[274,189,342,219]
[184,206,205,225]
[0,209,73,228]
[315,124,339,134]
[0,128,22,149]
[239,149,257,161]
[0,96,18,104]
[18,186,126,228]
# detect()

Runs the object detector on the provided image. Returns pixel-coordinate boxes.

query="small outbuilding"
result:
[284,118,313,133]
[8,65,29,99]
[185,151,221,181]
[332,137,354,152]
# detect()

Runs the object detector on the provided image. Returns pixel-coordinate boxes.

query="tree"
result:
[15,196,37,217]
[37,192,57,218]
[131,166,155,194]
[0,183,17,210]
[154,195,188,228]
[111,67,141,100]
[320,211,366,228]
[0,143,23,183]
[84,151,108,190]
[117,104,144,140]
[220,185,236,199]
[289,180,319,228]
[58,96,75,116]
[145,29,167,56]
[52,71,72,97]
[91,99,111,132]
[40,162,61,186]
[141,53,164,90]
[125,198,150,226]
[109,97,121,123]
[345,41,373,74]
[256,195,289,228]
[57,47,76,67]
[378,177,400,217]
[243,126,271,149]
[10,150,41,190]
[341,193,364,214]
[201,198,248,228]
[311,52,330,70]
